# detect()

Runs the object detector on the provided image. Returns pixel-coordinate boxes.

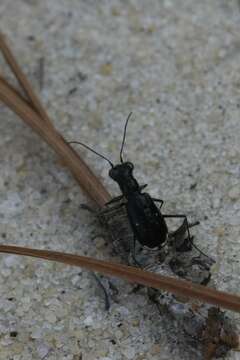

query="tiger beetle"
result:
[69,113,202,264]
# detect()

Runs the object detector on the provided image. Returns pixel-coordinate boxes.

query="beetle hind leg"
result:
[164,214,212,260]
[163,214,192,242]
[153,198,164,209]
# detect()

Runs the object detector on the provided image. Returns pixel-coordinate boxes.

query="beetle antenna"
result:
[119,112,132,163]
[68,141,114,168]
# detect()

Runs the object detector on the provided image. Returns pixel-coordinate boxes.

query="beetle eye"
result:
[126,162,134,170]
[109,168,114,177]
[109,167,117,179]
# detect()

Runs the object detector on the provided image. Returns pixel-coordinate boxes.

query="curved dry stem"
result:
[0,244,239,313]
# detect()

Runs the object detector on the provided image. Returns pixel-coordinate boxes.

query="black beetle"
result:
[69,113,196,256]
[107,160,168,248]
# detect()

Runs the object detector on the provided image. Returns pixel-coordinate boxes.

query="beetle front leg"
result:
[100,201,125,215]
[105,195,124,206]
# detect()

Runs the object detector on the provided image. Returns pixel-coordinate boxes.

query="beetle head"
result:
[109,162,134,181]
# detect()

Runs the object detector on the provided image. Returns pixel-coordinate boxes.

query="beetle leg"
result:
[105,195,124,206]
[189,221,200,228]
[163,214,192,240]
[99,201,125,216]
[139,184,148,191]
[164,214,212,259]
[152,198,164,209]
[169,219,200,241]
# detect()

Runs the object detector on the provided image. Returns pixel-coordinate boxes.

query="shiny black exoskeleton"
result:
[108,162,168,248]
[69,112,194,252]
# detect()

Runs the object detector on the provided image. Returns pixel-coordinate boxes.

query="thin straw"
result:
[0,33,52,127]
[0,77,111,206]
[0,244,239,313]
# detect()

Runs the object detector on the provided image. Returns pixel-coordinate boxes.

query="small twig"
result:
[0,74,31,105]
[0,244,239,313]
[0,33,52,128]
[0,77,110,206]
[0,32,111,205]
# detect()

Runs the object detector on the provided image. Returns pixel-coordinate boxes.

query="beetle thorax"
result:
[109,162,140,195]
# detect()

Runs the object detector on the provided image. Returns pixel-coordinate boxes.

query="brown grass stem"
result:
[0,244,239,313]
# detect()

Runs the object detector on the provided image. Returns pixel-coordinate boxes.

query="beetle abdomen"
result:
[126,193,168,248]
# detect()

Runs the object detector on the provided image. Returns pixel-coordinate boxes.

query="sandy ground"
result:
[0,1,239,359]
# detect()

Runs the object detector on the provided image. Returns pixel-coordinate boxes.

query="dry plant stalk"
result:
[0,32,110,207]
[0,32,52,127]
[0,244,240,313]
[0,32,239,314]
[0,76,110,207]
